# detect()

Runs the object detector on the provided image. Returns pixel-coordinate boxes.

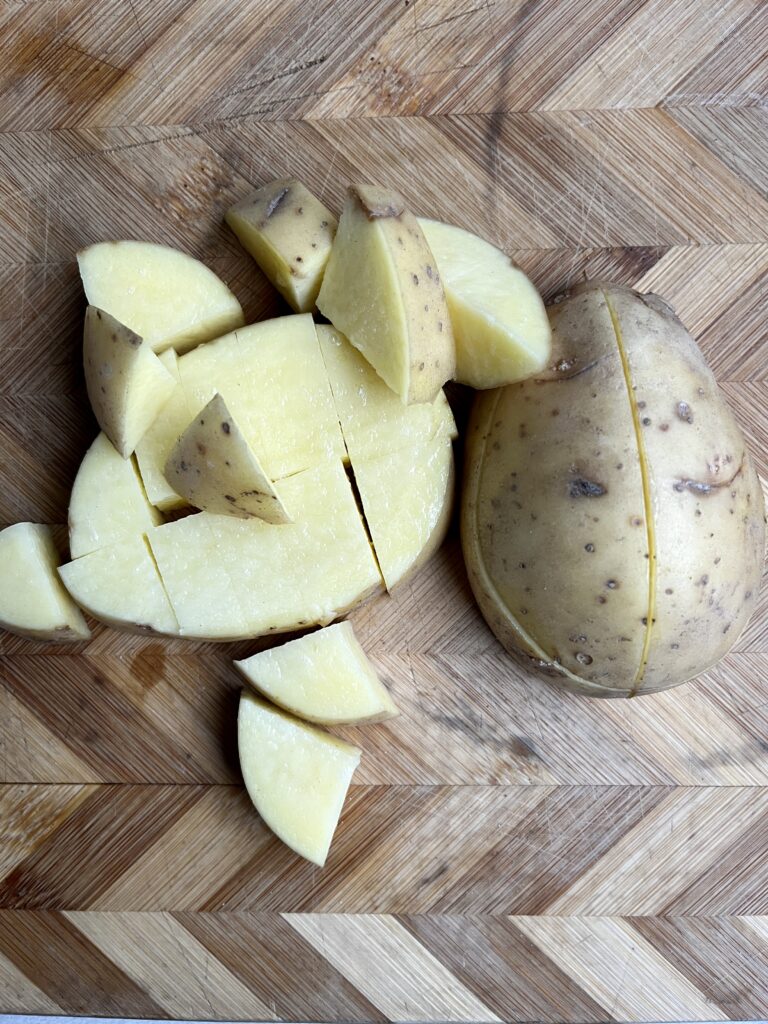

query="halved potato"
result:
[419,219,551,389]
[148,460,382,641]
[77,241,244,354]
[164,393,291,523]
[317,185,455,404]
[238,689,361,866]
[353,430,455,591]
[235,621,398,725]
[84,306,176,458]
[0,524,90,641]
[134,349,193,511]
[59,536,179,636]
[317,325,456,460]
[226,180,337,313]
[69,433,161,559]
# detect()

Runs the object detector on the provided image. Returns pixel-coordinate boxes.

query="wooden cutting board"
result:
[1,1,767,1021]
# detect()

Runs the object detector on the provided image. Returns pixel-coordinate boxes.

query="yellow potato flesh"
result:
[0,524,90,641]
[69,432,161,559]
[226,179,337,313]
[238,690,361,866]
[78,241,244,354]
[419,218,551,389]
[134,349,193,511]
[236,620,398,725]
[317,185,455,404]
[59,536,179,637]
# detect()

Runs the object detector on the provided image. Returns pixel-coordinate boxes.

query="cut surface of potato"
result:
[317,185,455,404]
[84,306,176,458]
[134,349,193,511]
[236,621,398,725]
[69,432,162,559]
[353,430,454,591]
[176,315,345,481]
[226,180,337,313]
[0,523,90,641]
[59,536,179,636]
[318,325,456,460]
[164,393,291,523]
[78,241,244,354]
[148,460,382,640]
[238,690,361,866]
[419,219,551,389]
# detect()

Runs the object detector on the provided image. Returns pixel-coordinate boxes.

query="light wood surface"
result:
[1,1,767,1020]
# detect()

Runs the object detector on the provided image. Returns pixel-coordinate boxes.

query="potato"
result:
[238,690,361,866]
[84,306,176,458]
[419,219,551,389]
[353,430,455,592]
[0,524,90,641]
[226,180,337,313]
[134,350,193,511]
[317,325,456,460]
[78,241,244,354]
[235,621,398,725]
[147,460,382,640]
[59,536,179,636]
[164,393,291,523]
[317,185,455,404]
[463,283,765,697]
[69,432,161,559]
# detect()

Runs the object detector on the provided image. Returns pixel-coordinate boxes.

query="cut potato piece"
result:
[0,524,90,641]
[59,536,179,636]
[236,621,398,725]
[317,185,455,404]
[148,460,382,641]
[353,430,454,591]
[318,325,456,460]
[238,690,361,866]
[176,315,345,481]
[84,306,176,458]
[419,219,551,389]
[164,393,291,523]
[77,241,244,354]
[135,350,193,511]
[226,180,337,313]
[69,433,162,559]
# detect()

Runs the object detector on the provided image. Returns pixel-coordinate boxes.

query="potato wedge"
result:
[69,433,161,559]
[84,306,176,458]
[134,350,193,511]
[238,690,361,866]
[0,524,90,641]
[317,325,456,460]
[59,536,179,636]
[317,185,455,403]
[419,219,551,389]
[164,393,291,523]
[226,180,337,313]
[78,241,244,354]
[236,621,398,725]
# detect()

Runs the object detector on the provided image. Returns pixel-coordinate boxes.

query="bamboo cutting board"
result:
[1,1,768,1021]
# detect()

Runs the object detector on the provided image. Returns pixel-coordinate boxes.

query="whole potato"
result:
[462,282,765,697]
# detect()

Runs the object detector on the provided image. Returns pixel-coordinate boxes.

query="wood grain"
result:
[1,0,767,1020]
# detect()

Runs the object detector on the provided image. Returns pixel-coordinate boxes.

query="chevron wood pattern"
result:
[1,1,768,1020]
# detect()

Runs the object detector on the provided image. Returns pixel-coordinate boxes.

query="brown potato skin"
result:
[462,282,765,697]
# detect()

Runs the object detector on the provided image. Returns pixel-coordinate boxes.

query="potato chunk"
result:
[317,185,455,403]
[236,621,398,725]
[134,350,193,511]
[69,433,161,559]
[84,306,176,458]
[78,241,244,354]
[238,690,361,866]
[226,179,337,313]
[164,393,291,523]
[419,219,551,389]
[0,524,90,641]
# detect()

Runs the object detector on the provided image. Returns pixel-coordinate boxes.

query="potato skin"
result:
[462,282,765,697]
